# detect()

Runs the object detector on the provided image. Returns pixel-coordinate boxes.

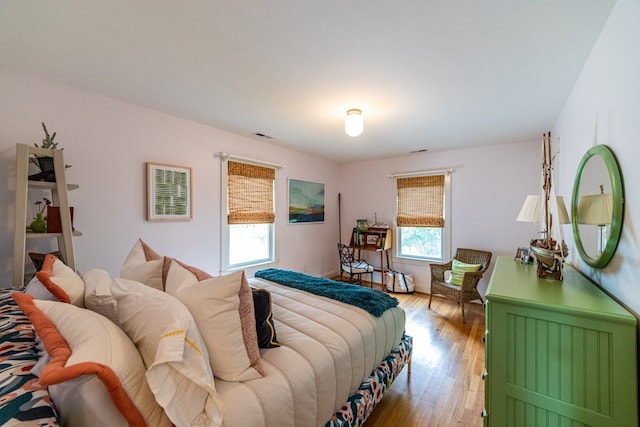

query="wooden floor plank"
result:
[354,281,486,427]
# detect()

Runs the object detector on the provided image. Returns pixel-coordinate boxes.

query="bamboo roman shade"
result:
[228,160,275,224]
[396,174,445,227]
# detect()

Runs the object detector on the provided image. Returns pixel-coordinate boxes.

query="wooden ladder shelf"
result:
[13,143,80,287]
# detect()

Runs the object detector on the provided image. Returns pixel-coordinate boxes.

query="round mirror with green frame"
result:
[571,145,624,268]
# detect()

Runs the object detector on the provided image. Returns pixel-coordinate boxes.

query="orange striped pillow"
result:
[27,254,84,306]
[13,293,170,427]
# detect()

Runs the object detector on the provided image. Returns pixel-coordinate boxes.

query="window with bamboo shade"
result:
[225,160,276,269]
[396,174,448,261]
[396,175,445,227]
[227,161,275,224]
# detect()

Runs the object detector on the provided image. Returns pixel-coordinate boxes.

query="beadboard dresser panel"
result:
[484,256,638,427]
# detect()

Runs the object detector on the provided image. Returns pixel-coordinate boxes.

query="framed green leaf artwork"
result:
[146,162,192,221]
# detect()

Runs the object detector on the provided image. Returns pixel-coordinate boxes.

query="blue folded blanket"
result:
[254,268,398,317]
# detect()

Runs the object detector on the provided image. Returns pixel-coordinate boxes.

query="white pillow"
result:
[13,293,170,427]
[83,268,224,427]
[25,254,84,307]
[166,260,264,381]
[82,269,119,321]
[120,239,167,291]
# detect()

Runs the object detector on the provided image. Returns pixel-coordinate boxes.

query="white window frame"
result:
[219,153,281,273]
[394,172,452,263]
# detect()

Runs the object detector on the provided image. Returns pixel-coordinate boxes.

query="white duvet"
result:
[216,277,406,427]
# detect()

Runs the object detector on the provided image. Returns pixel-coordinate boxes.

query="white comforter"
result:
[216,278,406,427]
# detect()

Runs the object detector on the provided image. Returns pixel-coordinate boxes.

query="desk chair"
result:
[338,243,374,287]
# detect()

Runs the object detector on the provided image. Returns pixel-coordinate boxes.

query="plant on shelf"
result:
[30,197,51,233]
[28,122,71,182]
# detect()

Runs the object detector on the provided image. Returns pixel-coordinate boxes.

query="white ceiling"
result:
[0,1,616,163]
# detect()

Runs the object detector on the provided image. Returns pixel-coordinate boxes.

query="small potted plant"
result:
[30,197,51,233]
[28,122,71,182]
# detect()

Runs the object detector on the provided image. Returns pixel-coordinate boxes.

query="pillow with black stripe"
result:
[251,288,280,348]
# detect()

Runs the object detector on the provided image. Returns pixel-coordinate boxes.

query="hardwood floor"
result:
[364,283,486,426]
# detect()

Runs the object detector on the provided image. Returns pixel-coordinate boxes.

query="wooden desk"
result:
[349,227,392,282]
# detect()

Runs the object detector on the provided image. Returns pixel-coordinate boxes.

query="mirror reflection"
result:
[571,144,624,269]
[576,156,612,259]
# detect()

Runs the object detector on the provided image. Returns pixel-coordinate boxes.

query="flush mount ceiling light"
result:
[345,109,363,137]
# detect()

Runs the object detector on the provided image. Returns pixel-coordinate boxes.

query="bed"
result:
[1,240,412,427]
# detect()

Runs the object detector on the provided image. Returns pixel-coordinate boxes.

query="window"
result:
[222,160,276,270]
[395,173,450,262]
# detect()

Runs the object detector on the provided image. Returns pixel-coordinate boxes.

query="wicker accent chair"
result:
[338,243,374,287]
[428,248,492,323]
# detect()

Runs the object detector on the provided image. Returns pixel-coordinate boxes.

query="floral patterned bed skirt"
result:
[0,290,59,426]
[326,333,413,427]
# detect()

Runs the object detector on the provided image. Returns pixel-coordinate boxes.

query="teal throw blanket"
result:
[254,268,398,317]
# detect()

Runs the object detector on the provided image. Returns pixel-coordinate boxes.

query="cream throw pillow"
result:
[83,268,224,427]
[120,239,166,291]
[166,260,264,381]
[449,259,482,286]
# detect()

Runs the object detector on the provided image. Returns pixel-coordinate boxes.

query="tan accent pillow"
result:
[166,260,264,381]
[83,268,224,427]
[120,239,166,291]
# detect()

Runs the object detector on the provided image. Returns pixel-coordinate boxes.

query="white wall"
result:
[0,71,341,283]
[339,140,541,294]
[555,0,640,315]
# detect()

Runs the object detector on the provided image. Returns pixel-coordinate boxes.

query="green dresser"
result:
[484,256,638,427]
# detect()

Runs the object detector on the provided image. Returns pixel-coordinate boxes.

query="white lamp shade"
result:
[516,195,570,224]
[578,193,612,225]
[345,109,363,137]
[516,195,540,222]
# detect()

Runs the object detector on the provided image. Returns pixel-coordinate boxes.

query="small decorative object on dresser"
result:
[520,132,568,280]
[513,247,532,264]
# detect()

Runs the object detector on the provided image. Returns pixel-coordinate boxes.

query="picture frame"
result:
[514,247,532,264]
[356,219,369,231]
[288,178,325,224]
[366,234,379,245]
[146,162,192,221]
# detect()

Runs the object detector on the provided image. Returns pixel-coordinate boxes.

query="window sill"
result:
[393,255,444,265]
[222,258,278,275]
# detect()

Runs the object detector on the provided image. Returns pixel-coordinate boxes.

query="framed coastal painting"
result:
[288,178,325,224]
[146,162,192,221]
